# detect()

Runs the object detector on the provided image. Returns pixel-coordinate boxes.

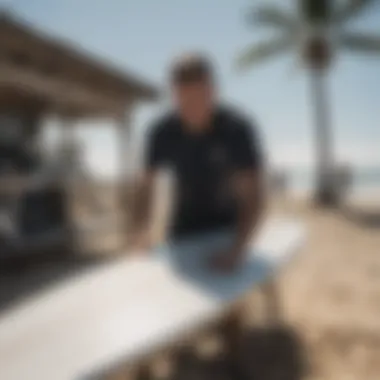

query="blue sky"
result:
[3,0,380,178]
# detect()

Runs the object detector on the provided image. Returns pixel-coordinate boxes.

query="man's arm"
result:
[128,170,156,249]
[231,167,266,257]
[212,116,266,272]
[128,121,167,249]
[231,118,266,258]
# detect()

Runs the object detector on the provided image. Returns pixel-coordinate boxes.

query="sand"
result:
[4,183,379,380]
[265,195,380,380]
[102,191,380,379]
[88,187,380,379]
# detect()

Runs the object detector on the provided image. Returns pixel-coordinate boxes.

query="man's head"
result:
[170,53,216,131]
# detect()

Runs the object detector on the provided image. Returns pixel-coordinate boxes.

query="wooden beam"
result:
[0,15,159,101]
[0,64,126,116]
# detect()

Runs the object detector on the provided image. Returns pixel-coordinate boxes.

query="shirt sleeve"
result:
[229,118,264,171]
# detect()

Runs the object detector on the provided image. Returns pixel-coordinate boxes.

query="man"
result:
[130,53,265,273]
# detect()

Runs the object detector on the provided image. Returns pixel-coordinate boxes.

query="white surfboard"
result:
[0,217,305,380]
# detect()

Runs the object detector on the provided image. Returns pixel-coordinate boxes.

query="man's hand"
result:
[209,248,245,274]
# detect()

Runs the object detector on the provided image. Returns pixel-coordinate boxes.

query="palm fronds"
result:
[247,5,300,32]
[334,0,377,23]
[340,32,380,53]
[299,0,333,22]
[235,36,295,70]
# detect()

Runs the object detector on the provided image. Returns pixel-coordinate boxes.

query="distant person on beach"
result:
[130,53,265,272]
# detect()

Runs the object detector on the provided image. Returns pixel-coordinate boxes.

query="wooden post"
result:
[58,116,78,178]
[58,115,73,144]
[116,102,134,247]
[57,115,77,253]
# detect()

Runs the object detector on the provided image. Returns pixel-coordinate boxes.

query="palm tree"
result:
[236,0,380,206]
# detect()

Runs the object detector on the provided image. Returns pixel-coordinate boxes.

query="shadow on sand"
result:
[171,325,307,380]
[339,206,380,228]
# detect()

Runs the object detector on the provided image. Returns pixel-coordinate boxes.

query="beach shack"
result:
[0,11,159,260]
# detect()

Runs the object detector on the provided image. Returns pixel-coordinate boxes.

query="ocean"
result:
[289,167,380,198]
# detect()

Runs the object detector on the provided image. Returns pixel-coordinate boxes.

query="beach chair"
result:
[0,217,306,380]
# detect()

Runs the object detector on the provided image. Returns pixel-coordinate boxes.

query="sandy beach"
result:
[261,195,380,380]
[141,189,380,380]
[101,189,380,380]
[85,183,380,379]
[2,188,379,380]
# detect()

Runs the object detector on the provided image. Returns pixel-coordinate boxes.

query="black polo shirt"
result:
[145,106,263,239]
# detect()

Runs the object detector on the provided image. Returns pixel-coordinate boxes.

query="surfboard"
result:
[0,217,305,380]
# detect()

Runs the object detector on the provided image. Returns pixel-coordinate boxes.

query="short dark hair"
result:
[170,53,214,84]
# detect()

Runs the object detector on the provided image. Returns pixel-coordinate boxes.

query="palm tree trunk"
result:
[309,67,336,205]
